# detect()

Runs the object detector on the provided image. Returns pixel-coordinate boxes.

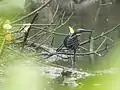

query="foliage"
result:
[0,0,25,19]
[0,47,52,90]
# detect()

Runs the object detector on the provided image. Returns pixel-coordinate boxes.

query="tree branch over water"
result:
[33,24,120,58]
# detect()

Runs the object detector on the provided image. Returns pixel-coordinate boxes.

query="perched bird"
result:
[63,26,79,50]
[63,27,78,68]
[63,26,92,68]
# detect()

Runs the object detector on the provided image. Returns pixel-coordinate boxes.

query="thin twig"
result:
[41,24,120,58]
[22,12,39,50]
[27,41,67,59]
[28,30,45,40]
[11,0,53,24]
[52,5,59,22]
[32,26,68,36]
[80,24,120,46]
[39,12,74,45]
[61,11,66,23]
[13,24,56,26]
[96,37,107,51]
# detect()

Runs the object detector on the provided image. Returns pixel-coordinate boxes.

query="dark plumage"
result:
[63,31,79,68]
[63,28,93,68]
[63,34,78,50]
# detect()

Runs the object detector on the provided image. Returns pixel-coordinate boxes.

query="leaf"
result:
[0,38,6,55]
[0,18,8,55]
[3,24,12,30]
[5,32,13,41]
[0,25,5,55]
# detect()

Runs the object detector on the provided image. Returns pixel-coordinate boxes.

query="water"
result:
[51,40,120,90]
[26,1,120,90]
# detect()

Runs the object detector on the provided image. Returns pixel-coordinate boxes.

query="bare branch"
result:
[11,0,53,24]
[13,24,56,26]
[21,12,39,50]
[39,12,74,45]
[80,24,120,46]
[39,24,120,58]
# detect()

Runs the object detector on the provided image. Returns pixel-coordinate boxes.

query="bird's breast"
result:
[63,35,78,50]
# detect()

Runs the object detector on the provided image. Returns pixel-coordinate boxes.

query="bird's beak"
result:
[76,29,93,33]
[68,26,75,34]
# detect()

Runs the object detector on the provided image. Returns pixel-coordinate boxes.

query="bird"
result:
[63,27,79,50]
[63,26,93,68]
[63,26,78,68]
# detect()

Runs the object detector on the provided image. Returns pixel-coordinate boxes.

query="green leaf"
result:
[0,18,6,55]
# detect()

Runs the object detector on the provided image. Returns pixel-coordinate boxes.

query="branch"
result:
[80,24,120,46]
[21,12,39,50]
[26,41,68,59]
[11,0,53,24]
[39,12,74,45]
[13,24,56,26]
[40,24,120,58]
